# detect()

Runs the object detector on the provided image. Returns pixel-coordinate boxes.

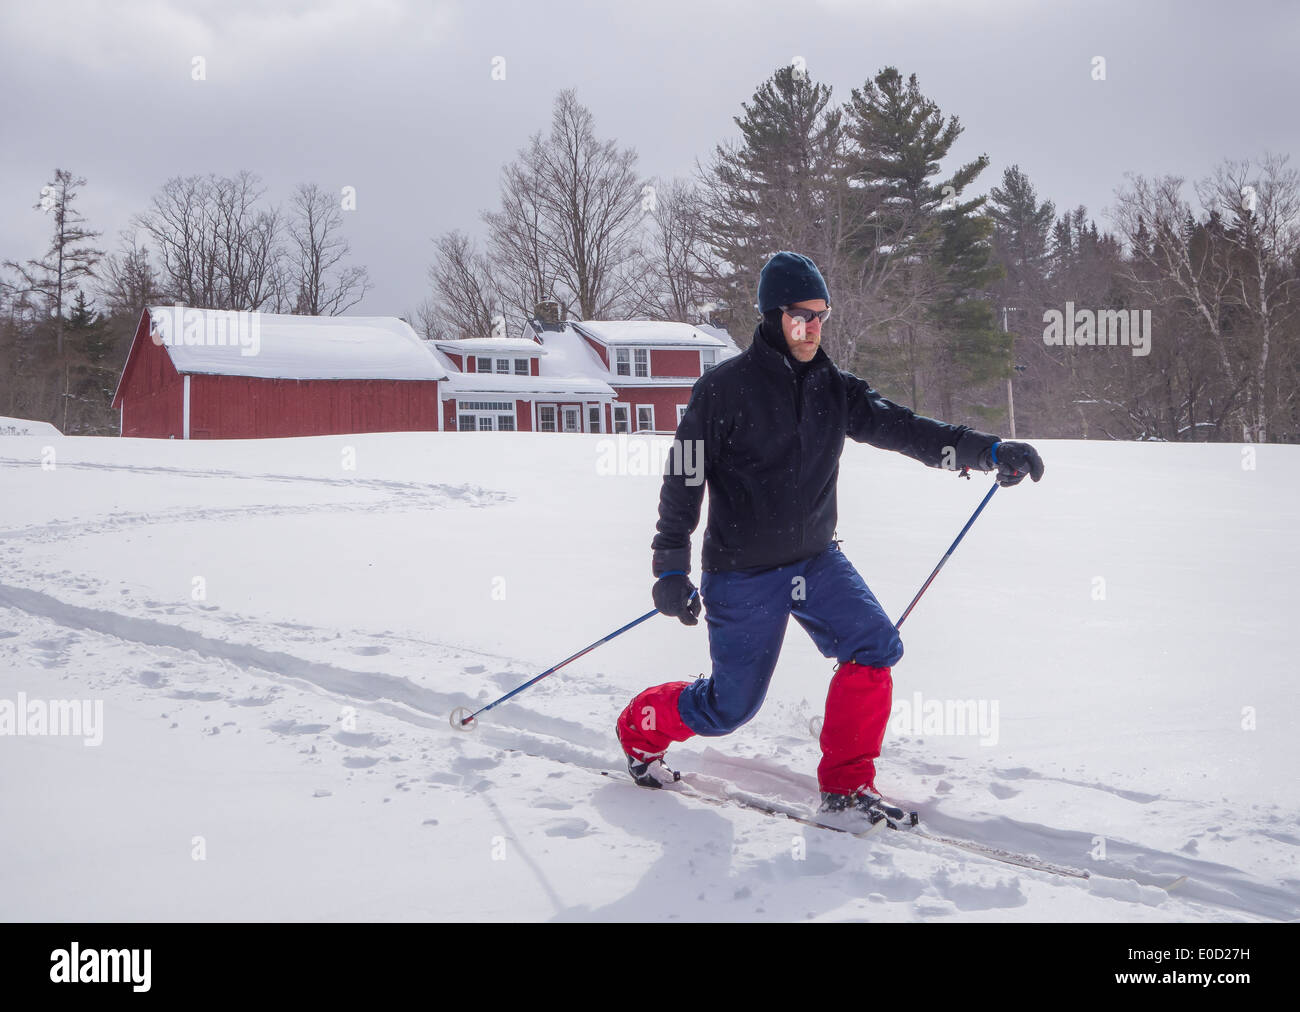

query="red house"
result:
[521,315,733,433]
[112,306,448,439]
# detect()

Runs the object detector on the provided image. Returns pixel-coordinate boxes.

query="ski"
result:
[658,771,1094,879]
[517,747,1189,890]
[602,768,892,839]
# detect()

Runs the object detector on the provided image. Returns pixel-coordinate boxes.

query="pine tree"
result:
[699,65,847,336]
[842,67,1000,417]
[3,169,104,355]
[988,165,1055,286]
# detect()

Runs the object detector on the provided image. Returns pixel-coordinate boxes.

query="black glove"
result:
[991,441,1044,487]
[652,573,701,626]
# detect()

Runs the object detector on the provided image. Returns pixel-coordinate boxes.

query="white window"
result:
[701,349,718,373]
[588,405,602,432]
[496,358,509,374]
[615,348,630,376]
[538,405,557,432]
[562,406,581,432]
[514,358,529,375]
[637,404,654,432]
[634,348,649,378]
[676,404,687,424]
[458,401,516,432]
[612,405,630,433]
[476,356,493,373]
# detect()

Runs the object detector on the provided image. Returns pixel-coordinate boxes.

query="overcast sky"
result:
[2,0,1296,320]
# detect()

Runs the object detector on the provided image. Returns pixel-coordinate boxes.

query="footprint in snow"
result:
[232,693,279,707]
[348,645,390,656]
[266,720,330,736]
[544,818,590,838]
[334,730,388,748]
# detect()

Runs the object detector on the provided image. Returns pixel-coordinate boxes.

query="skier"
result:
[615,251,1044,829]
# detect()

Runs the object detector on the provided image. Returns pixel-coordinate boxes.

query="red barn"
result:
[112,306,448,439]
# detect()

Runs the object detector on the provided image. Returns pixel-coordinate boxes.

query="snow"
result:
[435,338,547,356]
[695,323,745,360]
[572,319,726,347]
[535,325,619,386]
[0,416,60,437]
[147,306,448,381]
[0,429,1297,921]
[442,372,614,398]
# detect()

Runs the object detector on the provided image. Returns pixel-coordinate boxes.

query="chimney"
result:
[533,300,561,329]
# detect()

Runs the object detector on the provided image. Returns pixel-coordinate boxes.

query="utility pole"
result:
[1002,306,1018,438]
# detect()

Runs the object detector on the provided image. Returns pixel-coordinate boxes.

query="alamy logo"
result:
[1043,302,1151,357]
[0,693,103,746]
[595,436,704,486]
[150,304,261,357]
[50,943,151,991]
[889,692,1000,746]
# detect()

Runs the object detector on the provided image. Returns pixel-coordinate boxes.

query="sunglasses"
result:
[782,305,832,324]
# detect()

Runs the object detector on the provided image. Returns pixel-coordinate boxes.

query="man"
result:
[615,251,1044,829]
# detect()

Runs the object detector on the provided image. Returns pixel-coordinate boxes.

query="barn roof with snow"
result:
[137,306,447,382]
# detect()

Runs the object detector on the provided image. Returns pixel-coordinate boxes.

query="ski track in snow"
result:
[1,580,1296,921]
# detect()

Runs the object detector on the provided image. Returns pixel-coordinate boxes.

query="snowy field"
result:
[0,425,1296,922]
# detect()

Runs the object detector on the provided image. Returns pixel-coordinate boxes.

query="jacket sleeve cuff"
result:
[652,548,692,578]
[953,428,1001,471]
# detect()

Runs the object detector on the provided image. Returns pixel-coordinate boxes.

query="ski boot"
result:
[818,789,918,831]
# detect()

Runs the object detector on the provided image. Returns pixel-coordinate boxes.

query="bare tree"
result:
[97,231,162,318]
[427,230,503,338]
[484,90,644,324]
[136,171,283,311]
[3,169,103,354]
[1113,161,1300,442]
[287,183,371,315]
[1201,155,1300,441]
[628,177,715,321]
[484,152,563,328]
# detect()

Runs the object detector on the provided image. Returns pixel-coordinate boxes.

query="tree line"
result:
[0,173,370,433]
[426,69,1300,443]
[3,63,1297,442]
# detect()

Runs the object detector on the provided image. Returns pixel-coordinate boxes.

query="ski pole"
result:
[450,606,662,730]
[894,480,999,629]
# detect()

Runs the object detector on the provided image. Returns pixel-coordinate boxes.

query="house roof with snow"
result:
[434,337,546,357]
[569,320,726,349]
[530,324,615,383]
[694,323,744,360]
[143,306,448,382]
[441,371,614,399]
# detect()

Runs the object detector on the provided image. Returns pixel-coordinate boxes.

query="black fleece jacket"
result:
[651,317,1000,576]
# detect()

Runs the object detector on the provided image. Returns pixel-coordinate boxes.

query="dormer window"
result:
[634,348,648,377]
[615,348,630,376]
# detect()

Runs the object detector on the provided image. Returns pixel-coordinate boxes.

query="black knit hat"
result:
[757,251,830,313]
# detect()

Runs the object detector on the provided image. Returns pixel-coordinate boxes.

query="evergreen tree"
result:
[988,165,1055,286]
[842,67,1001,419]
[699,65,847,337]
[2,169,104,355]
